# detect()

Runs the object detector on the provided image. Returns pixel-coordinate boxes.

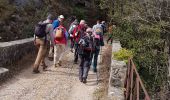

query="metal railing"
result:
[124,58,151,100]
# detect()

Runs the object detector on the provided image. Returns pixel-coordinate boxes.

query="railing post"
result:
[125,58,131,100]
[125,58,151,100]
[130,59,134,100]
[136,78,139,100]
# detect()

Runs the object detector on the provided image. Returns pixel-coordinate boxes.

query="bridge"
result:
[0,38,150,100]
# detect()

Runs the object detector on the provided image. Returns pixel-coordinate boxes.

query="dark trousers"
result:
[107,36,113,44]
[79,53,92,80]
[74,44,79,63]
[70,37,74,49]
[93,48,100,70]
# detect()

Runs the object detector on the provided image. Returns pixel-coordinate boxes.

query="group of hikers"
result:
[33,14,108,83]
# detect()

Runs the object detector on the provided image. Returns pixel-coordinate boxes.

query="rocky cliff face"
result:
[0,0,103,42]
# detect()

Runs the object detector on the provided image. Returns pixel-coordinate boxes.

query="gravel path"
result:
[0,49,99,100]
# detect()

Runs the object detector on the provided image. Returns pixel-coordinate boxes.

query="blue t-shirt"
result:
[52,20,60,29]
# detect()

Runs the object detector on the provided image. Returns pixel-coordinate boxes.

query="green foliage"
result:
[113,48,133,63]
[99,0,170,98]
[0,0,16,21]
[72,7,87,21]
[112,19,168,95]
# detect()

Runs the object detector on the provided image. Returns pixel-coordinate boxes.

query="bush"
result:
[113,48,133,63]
[111,19,169,96]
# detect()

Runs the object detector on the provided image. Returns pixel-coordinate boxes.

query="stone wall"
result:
[108,41,127,100]
[0,38,35,69]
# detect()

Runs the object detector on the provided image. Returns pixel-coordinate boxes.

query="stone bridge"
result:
[0,38,128,100]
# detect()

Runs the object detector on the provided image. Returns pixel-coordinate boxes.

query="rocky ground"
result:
[0,44,111,100]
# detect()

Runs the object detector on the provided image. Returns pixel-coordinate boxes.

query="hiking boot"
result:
[48,56,53,61]
[70,49,74,53]
[33,69,40,74]
[42,65,48,70]
[58,61,62,66]
[54,64,58,68]
[82,78,87,84]
[93,69,97,73]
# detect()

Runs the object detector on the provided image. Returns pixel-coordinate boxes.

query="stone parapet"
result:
[0,38,35,68]
[108,41,127,100]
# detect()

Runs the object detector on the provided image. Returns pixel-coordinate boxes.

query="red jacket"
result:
[73,24,86,43]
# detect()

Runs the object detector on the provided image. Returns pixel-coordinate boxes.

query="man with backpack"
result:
[68,19,78,52]
[72,20,87,64]
[92,20,104,72]
[78,28,94,83]
[53,22,69,67]
[33,14,53,73]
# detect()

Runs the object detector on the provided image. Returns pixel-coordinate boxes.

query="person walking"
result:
[78,28,94,83]
[52,15,65,29]
[68,19,78,52]
[101,21,107,35]
[53,21,69,67]
[48,15,65,60]
[92,20,104,72]
[107,24,116,44]
[33,14,53,73]
[72,20,87,64]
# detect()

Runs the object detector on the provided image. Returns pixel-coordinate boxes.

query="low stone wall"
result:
[0,38,35,69]
[108,41,127,100]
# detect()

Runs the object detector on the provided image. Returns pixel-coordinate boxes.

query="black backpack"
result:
[34,21,48,38]
[78,36,94,55]
[94,38,101,50]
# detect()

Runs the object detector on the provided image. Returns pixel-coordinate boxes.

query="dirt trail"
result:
[0,47,102,100]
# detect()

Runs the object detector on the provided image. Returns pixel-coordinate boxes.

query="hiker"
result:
[48,15,65,60]
[33,14,53,73]
[72,20,87,64]
[92,20,104,72]
[68,19,78,52]
[107,24,116,44]
[101,21,107,35]
[78,28,94,83]
[53,20,69,67]
[52,15,64,29]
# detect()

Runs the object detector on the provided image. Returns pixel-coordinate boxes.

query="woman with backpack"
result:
[53,22,69,67]
[92,20,104,73]
[78,28,94,83]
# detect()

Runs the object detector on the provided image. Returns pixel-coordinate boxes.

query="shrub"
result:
[113,48,133,63]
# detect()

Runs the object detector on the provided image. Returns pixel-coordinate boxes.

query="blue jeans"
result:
[93,48,100,71]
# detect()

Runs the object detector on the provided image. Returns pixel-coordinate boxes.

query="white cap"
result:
[102,21,105,24]
[58,15,64,19]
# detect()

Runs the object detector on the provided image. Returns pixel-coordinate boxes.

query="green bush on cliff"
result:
[113,48,133,63]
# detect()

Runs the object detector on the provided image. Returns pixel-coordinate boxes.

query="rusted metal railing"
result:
[124,58,150,100]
